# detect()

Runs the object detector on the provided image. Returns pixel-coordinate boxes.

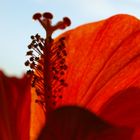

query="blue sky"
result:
[0,0,140,76]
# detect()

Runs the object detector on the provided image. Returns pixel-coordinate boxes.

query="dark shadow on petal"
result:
[37,106,133,140]
[99,87,140,128]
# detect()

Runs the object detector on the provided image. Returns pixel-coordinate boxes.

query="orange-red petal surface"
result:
[0,71,31,140]
[55,14,140,139]
[57,14,140,110]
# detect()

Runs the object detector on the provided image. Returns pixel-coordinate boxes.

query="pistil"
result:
[25,12,71,113]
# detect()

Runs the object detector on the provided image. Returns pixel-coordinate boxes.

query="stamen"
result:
[26,51,33,56]
[26,12,71,112]
[26,70,34,75]
[28,44,33,49]
[24,60,30,66]
[31,35,35,40]
[30,57,34,61]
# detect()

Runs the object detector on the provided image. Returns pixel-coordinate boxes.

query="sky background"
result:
[0,0,140,77]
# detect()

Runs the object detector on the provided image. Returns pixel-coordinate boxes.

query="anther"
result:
[31,76,38,87]
[30,62,36,69]
[37,65,42,71]
[31,82,35,87]
[38,43,44,50]
[24,60,30,66]
[60,65,67,70]
[35,99,39,103]
[58,88,62,92]
[36,89,41,96]
[60,59,65,64]
[35,34,40,41]
[33,44,38,48]
[41,38,45,43]
[58,45,65,50]
[32,40,36,44]
[60,79,65,83]
[62,50,67,56]
[63,65,68,70]
[60,71,65,75]
[35,34,40,38]
[26,51,33,56]
[26,70,34,75]
[31,35,35,40]
[52,67,59,74]
[35,100,45,105]
[56,52,62,59]
[28,45,32,49]
[30,57,34,61]
[35,57,39,61]
[53,75,59,80]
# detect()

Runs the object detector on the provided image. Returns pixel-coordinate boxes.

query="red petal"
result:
[53,14,140,139]
[58,14,140,111]
[0,71,31,140]
[37,106,134,140]
[32,14,140,138]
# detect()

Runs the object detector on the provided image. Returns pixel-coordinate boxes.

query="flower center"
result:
[25,12,71,112]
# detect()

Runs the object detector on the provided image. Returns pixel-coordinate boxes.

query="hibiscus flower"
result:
[1,12,140,140]
[28,13,140,140]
